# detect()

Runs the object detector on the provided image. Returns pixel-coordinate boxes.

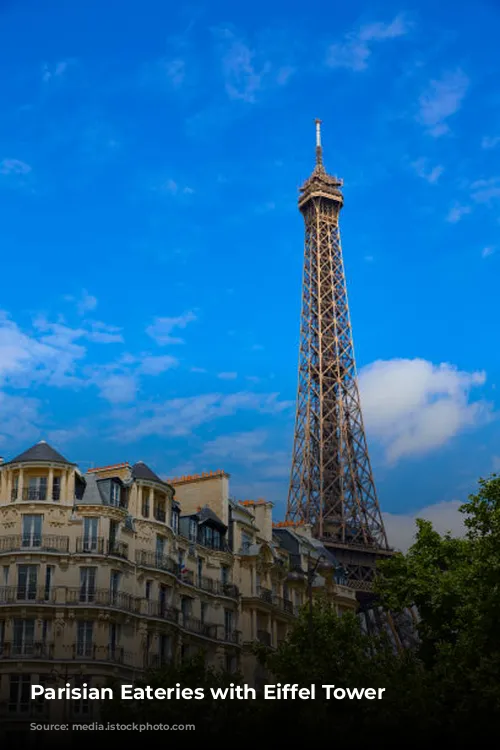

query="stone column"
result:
[18,469,24,501]
[6,470,12,502]
[149,488,154,518]
[61,470,67,502]
[47,467,54,502]
[137,485,143,516]
[251,608,257,640]
[67,470,75,502]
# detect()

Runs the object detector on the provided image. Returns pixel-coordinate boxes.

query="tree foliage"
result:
[103,475,500,740]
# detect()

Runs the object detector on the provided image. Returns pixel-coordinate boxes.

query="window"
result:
[213,529,221,550]
[156,535,165,563]
[221,566,229,585]
[0,620,4,653]
[110,482,121,506]
[52,475,61,501]
[241,532,252,551]
[203,526,213,547]
[200,602,207,625]
[3,565,9,586]
[21,515,42,548]
[72,678,91,716]
[225,654,236,673]
[110,571,120,604]
[77,620,94,658]
[145,580,152,600]
[79,567,96,603]
[159,584,169,616]
[9,675,31,714]
[178,549,185,570]
[44,566,54,601]
[109,623,120,657]
[41,619,51,648]
[224,609,234,639]
[13,618,35,656]
[189,519,197,542]
[109,520,118,549]
[11,475,18,502]
[17,565,38,601]
[142,493,150,518]
[171,509,179,534]
[27,476,47,501]
[181,597,191,622]
[83,517,99,552]
[197,557,203,583]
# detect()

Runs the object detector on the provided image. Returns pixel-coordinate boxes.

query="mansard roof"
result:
[131,461,167,485]
[7,440,74,466]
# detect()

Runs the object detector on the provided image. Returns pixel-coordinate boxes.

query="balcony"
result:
[72,643,135,665]
[10,488,61,502]
[0,535,70,554]
[66,588,140,613]
[197,576,239,599]
[0,641,55,659]
[153,508,166,523]
[254,587,296,616]
[145,652,172,670]
[75,537,129,559]
[146,600,179,624]
[135,549,179,575]
[182,615,218,639]
[0,586,54,604]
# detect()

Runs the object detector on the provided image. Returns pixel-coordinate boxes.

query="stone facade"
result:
[0,441,356,720]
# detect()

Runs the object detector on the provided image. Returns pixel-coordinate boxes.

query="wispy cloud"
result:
[482,246,496,259]
[217,372,238,380]
[411,158,444,184]
[481,135,500,150]
[446,204,471,223]
[326,14,411,71]
[212,26,294,103]
[417,69,469,137]
[42,59,74,82]
[470,177,500,205]
[0,159,31,176]
[111,391,293,441]
[146,311,197,345]
[158,178,194,196]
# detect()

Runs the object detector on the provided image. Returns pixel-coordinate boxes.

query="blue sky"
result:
[1,0,499,547]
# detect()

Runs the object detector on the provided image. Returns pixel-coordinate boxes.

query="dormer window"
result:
[110,483,121,507]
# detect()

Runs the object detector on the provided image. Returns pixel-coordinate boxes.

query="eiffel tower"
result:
[286,121,392,595]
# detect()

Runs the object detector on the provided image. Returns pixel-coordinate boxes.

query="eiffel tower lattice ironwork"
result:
[286,120,392,592]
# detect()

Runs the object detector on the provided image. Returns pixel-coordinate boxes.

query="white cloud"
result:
[411,158,444,184]
[0,392,42,447]
[146,311,197,345]
[112,391,293,441]
[326,14,410,71]
[202,429,291,479]
[163,58,185,88]
[481,135,500,150]
[359,358,492,463]
[384,500,465,552]
[482,246,496,258]
[446,204,471,223]
[417,70,469,137]
[0,159,31,175]
[97,374,138,404]
[212,26,293,103]
[42,60,72,82]
[138,355,178,375]
[470,177,500,205]
[217,371,238,380]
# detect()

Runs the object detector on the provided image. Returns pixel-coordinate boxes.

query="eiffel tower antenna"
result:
[286,120,392,596]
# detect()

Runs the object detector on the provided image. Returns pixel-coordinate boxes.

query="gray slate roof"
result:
[8,441,74,466]
[132,461,166,485]
[197,505,227,528]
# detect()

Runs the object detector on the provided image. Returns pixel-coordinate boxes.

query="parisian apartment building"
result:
[0,440,356,720]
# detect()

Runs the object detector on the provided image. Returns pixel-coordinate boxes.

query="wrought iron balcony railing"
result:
[0,585,54,604]
[146,600,179,624]
[135,549,179,575]
[75,537,128,559]
[0,535,70,554]
[0,641,55,659]
[10,488,62,502]
[153,508,166,522]
[254,587,297,615]
[65,588,140,612]
[72,643,135,665]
